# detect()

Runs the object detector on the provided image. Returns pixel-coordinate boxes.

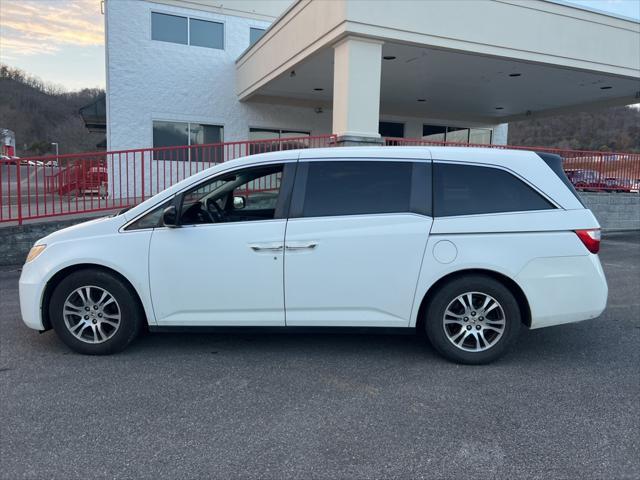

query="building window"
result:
[153,121,223,160]
[190,18,224,49]
[151,12,223,49]
[379,121,405,138]
[151,13,187,45]
[422,124,492,144]
[249,128,310,154]
[249,27,265,47]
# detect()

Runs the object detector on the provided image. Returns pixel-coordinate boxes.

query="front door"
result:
[284,158,433,327]
[149,162,293,326]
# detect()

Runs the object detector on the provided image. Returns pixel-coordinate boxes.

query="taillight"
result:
[575,229,601,254]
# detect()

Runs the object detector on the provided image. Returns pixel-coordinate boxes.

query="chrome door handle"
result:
[249,243,283,252]
[285,242,318,251]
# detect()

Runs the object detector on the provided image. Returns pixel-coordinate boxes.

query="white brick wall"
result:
[105,0,508,153]
[105,0,331,152]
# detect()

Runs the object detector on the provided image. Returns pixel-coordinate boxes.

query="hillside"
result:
[0,65,105,157]
[508,106,640,152]
[1,65,638,156]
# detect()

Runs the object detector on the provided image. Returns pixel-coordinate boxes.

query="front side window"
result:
[433,163,555,217]
[297,161,421,218]
[180,164,284,225]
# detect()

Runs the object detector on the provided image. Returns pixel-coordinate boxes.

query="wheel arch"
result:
[41,263,148,331]
[414,268,532,334]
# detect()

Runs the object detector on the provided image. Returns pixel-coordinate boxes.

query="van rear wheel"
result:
[424,275,521,364]
[49,269,142,355]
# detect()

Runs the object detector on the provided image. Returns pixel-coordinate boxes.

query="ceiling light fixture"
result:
[600,86,612,90]
[417,98,426,102]
[509,73,522,77]
[383,55,396,60]
[313,88,324,91]
[495,107,504,110]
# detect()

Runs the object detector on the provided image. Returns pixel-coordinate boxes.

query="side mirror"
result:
[162,205,178,227]
[233,195,246,210]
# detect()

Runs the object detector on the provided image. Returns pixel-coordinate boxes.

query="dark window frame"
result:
[432,161,557,217]
[289,159,432,219]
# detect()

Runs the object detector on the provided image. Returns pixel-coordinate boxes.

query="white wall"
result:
[106,0,331,153]
[105,0,508,160]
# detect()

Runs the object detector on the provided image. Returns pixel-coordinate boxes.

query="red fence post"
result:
[141,150,145,201]
[16,160,23,225]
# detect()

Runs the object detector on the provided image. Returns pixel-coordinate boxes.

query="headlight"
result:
[25,244,46,263]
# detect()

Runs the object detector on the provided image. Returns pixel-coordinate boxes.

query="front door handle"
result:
[249,243,283,252]
[285,242,318,251]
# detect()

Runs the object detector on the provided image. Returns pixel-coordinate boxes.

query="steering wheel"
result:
[206,198,225,222]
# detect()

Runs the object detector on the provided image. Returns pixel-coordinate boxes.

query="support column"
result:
[332,36,384,146]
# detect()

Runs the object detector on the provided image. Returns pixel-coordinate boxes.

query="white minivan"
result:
[19,147,608,363]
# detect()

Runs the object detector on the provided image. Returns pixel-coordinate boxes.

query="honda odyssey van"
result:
[19,147,608,364]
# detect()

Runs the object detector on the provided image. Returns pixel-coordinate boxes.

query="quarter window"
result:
[433,163,555,217]
[298,161,417,218]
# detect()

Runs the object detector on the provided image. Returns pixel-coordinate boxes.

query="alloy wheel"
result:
[442,291,506,352]
[62,286,121,344]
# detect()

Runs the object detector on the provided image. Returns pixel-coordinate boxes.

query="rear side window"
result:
[296,161,428,218]
[433,163,555,217]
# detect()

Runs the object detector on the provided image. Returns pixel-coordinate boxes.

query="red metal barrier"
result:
[1,135,638,225]
[0,135,337,224]
[384,138,640,194]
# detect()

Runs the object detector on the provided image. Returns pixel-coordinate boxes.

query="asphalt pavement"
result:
[1,232,639,479]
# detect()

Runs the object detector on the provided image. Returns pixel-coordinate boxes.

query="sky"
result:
[0,0,639,91]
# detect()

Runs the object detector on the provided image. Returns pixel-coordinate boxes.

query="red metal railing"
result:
[1,135,638,225]
[0,135,336,224]
[385,138,640,193]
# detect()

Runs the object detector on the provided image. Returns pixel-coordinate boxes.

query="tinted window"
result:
[153,121,189,148]
[151,13,187,44]
[434,163,555,216]
[189,18,223,49]
[300,161,413,217]
[379,121,404,138]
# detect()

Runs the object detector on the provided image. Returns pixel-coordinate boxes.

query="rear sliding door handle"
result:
[285,242,318,251]
[249,243,283,252]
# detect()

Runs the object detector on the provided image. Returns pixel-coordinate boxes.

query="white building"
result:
[105,0,639,152]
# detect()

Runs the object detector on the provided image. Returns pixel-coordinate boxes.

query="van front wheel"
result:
[49,269,143,355]
[424,275,521,364]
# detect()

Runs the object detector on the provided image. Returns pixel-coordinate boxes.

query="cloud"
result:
[0,0,104,59]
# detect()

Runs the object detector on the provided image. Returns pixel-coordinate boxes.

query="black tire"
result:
[424,275,521,364]
[49,269,143,355]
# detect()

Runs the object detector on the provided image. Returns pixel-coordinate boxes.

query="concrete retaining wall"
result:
[1,192,638,267]
[580,192,640,231]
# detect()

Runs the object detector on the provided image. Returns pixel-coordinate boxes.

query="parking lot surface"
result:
[1,232,639,480]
